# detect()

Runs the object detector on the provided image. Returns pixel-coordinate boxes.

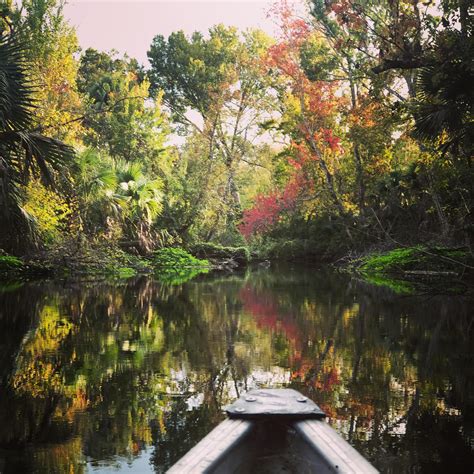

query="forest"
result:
[0,1,473,472]
[0,0,472,281]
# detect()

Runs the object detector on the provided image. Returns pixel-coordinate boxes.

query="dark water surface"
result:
[0,264,472,473]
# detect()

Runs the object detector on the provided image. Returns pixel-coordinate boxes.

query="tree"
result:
[269,4,346,212]
[412,29,473,157]
[13,0,83,141]
[72,149,164,252]
[311,0,439,96]
[78,48,171,170]
[240,4,348,239]
[0,31,73,252]
[148,26,274,238]
[310,0,474,149]
[114,161,163,253]
[73,148,118,234]
[309,0,380,212]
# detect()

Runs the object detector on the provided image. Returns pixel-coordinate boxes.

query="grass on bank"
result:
[355,246,473,295]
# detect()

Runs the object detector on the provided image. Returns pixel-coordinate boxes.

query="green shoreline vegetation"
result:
[2,243,473,296]
[349,246,474,295]
[0,1,472,294]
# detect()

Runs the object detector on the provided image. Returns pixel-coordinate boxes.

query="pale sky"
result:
[63,0,306,64]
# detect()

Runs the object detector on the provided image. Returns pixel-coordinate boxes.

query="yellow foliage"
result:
[33,26,83,142]
[11,305,74,397]
[23,180,72,244]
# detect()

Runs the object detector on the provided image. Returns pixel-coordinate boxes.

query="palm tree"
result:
[73,148,117,232]
[413,30,473,158]
[115,161,163,253]
[0,32,73,252]
[73,152,163,251]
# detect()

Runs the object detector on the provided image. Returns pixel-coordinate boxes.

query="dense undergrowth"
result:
[0,246,213,285]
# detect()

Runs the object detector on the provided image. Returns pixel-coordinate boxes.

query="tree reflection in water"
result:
[0,265,472,473]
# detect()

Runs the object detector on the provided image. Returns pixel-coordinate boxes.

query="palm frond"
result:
[0,34,36,132]
[0,31,75,251]
[411,32,473,156]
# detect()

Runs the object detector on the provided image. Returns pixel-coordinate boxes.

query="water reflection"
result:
[0,265,472,473]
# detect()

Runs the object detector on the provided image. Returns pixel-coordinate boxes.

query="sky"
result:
[63,0,305,64]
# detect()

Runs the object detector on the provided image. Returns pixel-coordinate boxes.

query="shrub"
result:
[360,247,422,274]
[153,247,209,268]
[190,242,250,264]
[0,254,23,276]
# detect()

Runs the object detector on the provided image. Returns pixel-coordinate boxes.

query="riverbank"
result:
[0,243,249,284]
[2,241,473,296]
[343,246,474,295]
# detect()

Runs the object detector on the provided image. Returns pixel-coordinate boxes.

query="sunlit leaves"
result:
[16,0,83,141]
[0,32,73,252]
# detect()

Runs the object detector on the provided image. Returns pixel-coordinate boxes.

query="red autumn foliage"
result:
[265,1,342,132]
[239,1,344,239]
[239,285,301,343]
[330,0,367,30]
[239,177,301,238]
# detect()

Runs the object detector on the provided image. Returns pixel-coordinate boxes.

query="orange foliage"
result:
[239,2,344,239]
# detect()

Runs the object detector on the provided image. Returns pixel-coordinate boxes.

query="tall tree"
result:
[78,48,171,171]
[266,4,345,214]
[13,0,83,141]
[148,26,274,237]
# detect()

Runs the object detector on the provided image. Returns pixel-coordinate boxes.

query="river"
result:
[0,264,472,473]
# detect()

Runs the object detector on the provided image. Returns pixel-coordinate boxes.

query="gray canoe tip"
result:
[225,388,326,420]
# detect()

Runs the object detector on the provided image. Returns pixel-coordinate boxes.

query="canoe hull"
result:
[168,390,377,473]
[167,418,378,473]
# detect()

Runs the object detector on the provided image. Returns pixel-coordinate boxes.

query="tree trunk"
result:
[307,133,346,216]
[226,165,241,214]
[459,0,469,36]
[428,171,450,238]
[347,66,366,214]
